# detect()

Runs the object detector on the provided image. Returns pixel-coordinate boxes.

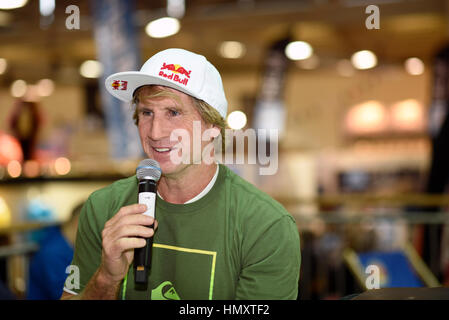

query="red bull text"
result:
[159,63,191,86]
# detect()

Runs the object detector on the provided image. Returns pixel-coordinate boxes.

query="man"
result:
[61,48,300,300]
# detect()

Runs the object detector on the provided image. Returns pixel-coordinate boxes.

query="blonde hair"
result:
[132,85,226,150]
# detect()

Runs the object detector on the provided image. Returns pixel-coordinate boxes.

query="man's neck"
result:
[157,163,218,204]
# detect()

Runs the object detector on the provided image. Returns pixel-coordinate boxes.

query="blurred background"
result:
[1,0,449,300]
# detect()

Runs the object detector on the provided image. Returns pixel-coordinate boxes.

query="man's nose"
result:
[149,114,167,141]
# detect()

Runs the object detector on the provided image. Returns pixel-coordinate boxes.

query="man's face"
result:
[136,86,215,178]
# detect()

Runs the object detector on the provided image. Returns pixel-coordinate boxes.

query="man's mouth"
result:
[152,147,173,153]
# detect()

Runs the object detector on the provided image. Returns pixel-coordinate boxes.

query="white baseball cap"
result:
[105,48,228,119]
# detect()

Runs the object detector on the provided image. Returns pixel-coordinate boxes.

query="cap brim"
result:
[105,71,199,103]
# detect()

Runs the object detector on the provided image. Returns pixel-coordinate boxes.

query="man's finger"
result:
[105,204,148,229]
[112,225,155,240]
[116,204,147,218]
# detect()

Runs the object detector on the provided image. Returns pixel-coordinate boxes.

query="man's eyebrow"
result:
[137,104,183,111]
[136,105,152,111]
[166,104,182,111]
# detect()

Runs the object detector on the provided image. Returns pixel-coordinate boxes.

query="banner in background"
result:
[90,0,143,159]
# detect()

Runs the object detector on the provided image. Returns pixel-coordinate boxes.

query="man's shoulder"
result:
[84,175,138,223]
[89,175,137,202]
[79,175,138,233]
[221,165,292,221]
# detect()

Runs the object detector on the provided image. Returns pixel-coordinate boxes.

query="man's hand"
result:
[61,204,158,300]
[99,204,157,284]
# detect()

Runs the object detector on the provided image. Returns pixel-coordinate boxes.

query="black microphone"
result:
[134,159,161,285]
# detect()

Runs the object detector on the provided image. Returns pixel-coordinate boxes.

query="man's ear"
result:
[209,126,221,139]
[202,125,221,141]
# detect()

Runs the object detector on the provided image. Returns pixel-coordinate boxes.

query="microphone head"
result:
[136,159,162,182]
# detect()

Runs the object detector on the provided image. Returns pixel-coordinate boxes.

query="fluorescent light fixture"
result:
[285,41,313,61]
[145,17,180,38]
[0,0,28,10]
[351,50,377,70]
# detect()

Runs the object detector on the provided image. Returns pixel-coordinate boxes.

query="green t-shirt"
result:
[67,164,301,300]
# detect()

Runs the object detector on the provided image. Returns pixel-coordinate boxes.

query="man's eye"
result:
[141,110,152,116]
[169,109,180,116]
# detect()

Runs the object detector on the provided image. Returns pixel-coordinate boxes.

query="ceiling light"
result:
[54,157,71,175]
[285,41,313,61]
[145,17,180,38]
[227,111,247,130]
[36,78,55,97]
[7,160,21,178]
[345,100,387,134]
[218,41,246,59]
[351,50,377,70]
[10,80,27,97]
[79,60,103,78]
[391,99,424,130]
[0,0,28,10]
[404,57,424,75]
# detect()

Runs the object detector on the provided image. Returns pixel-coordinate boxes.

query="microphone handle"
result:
[134,236,153,284]
[134,179,157,285]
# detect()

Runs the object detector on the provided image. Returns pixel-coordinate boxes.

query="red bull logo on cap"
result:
[111,80,128,91]
[159,62,191,86]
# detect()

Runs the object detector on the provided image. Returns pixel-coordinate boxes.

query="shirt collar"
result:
[157,165,220,204]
